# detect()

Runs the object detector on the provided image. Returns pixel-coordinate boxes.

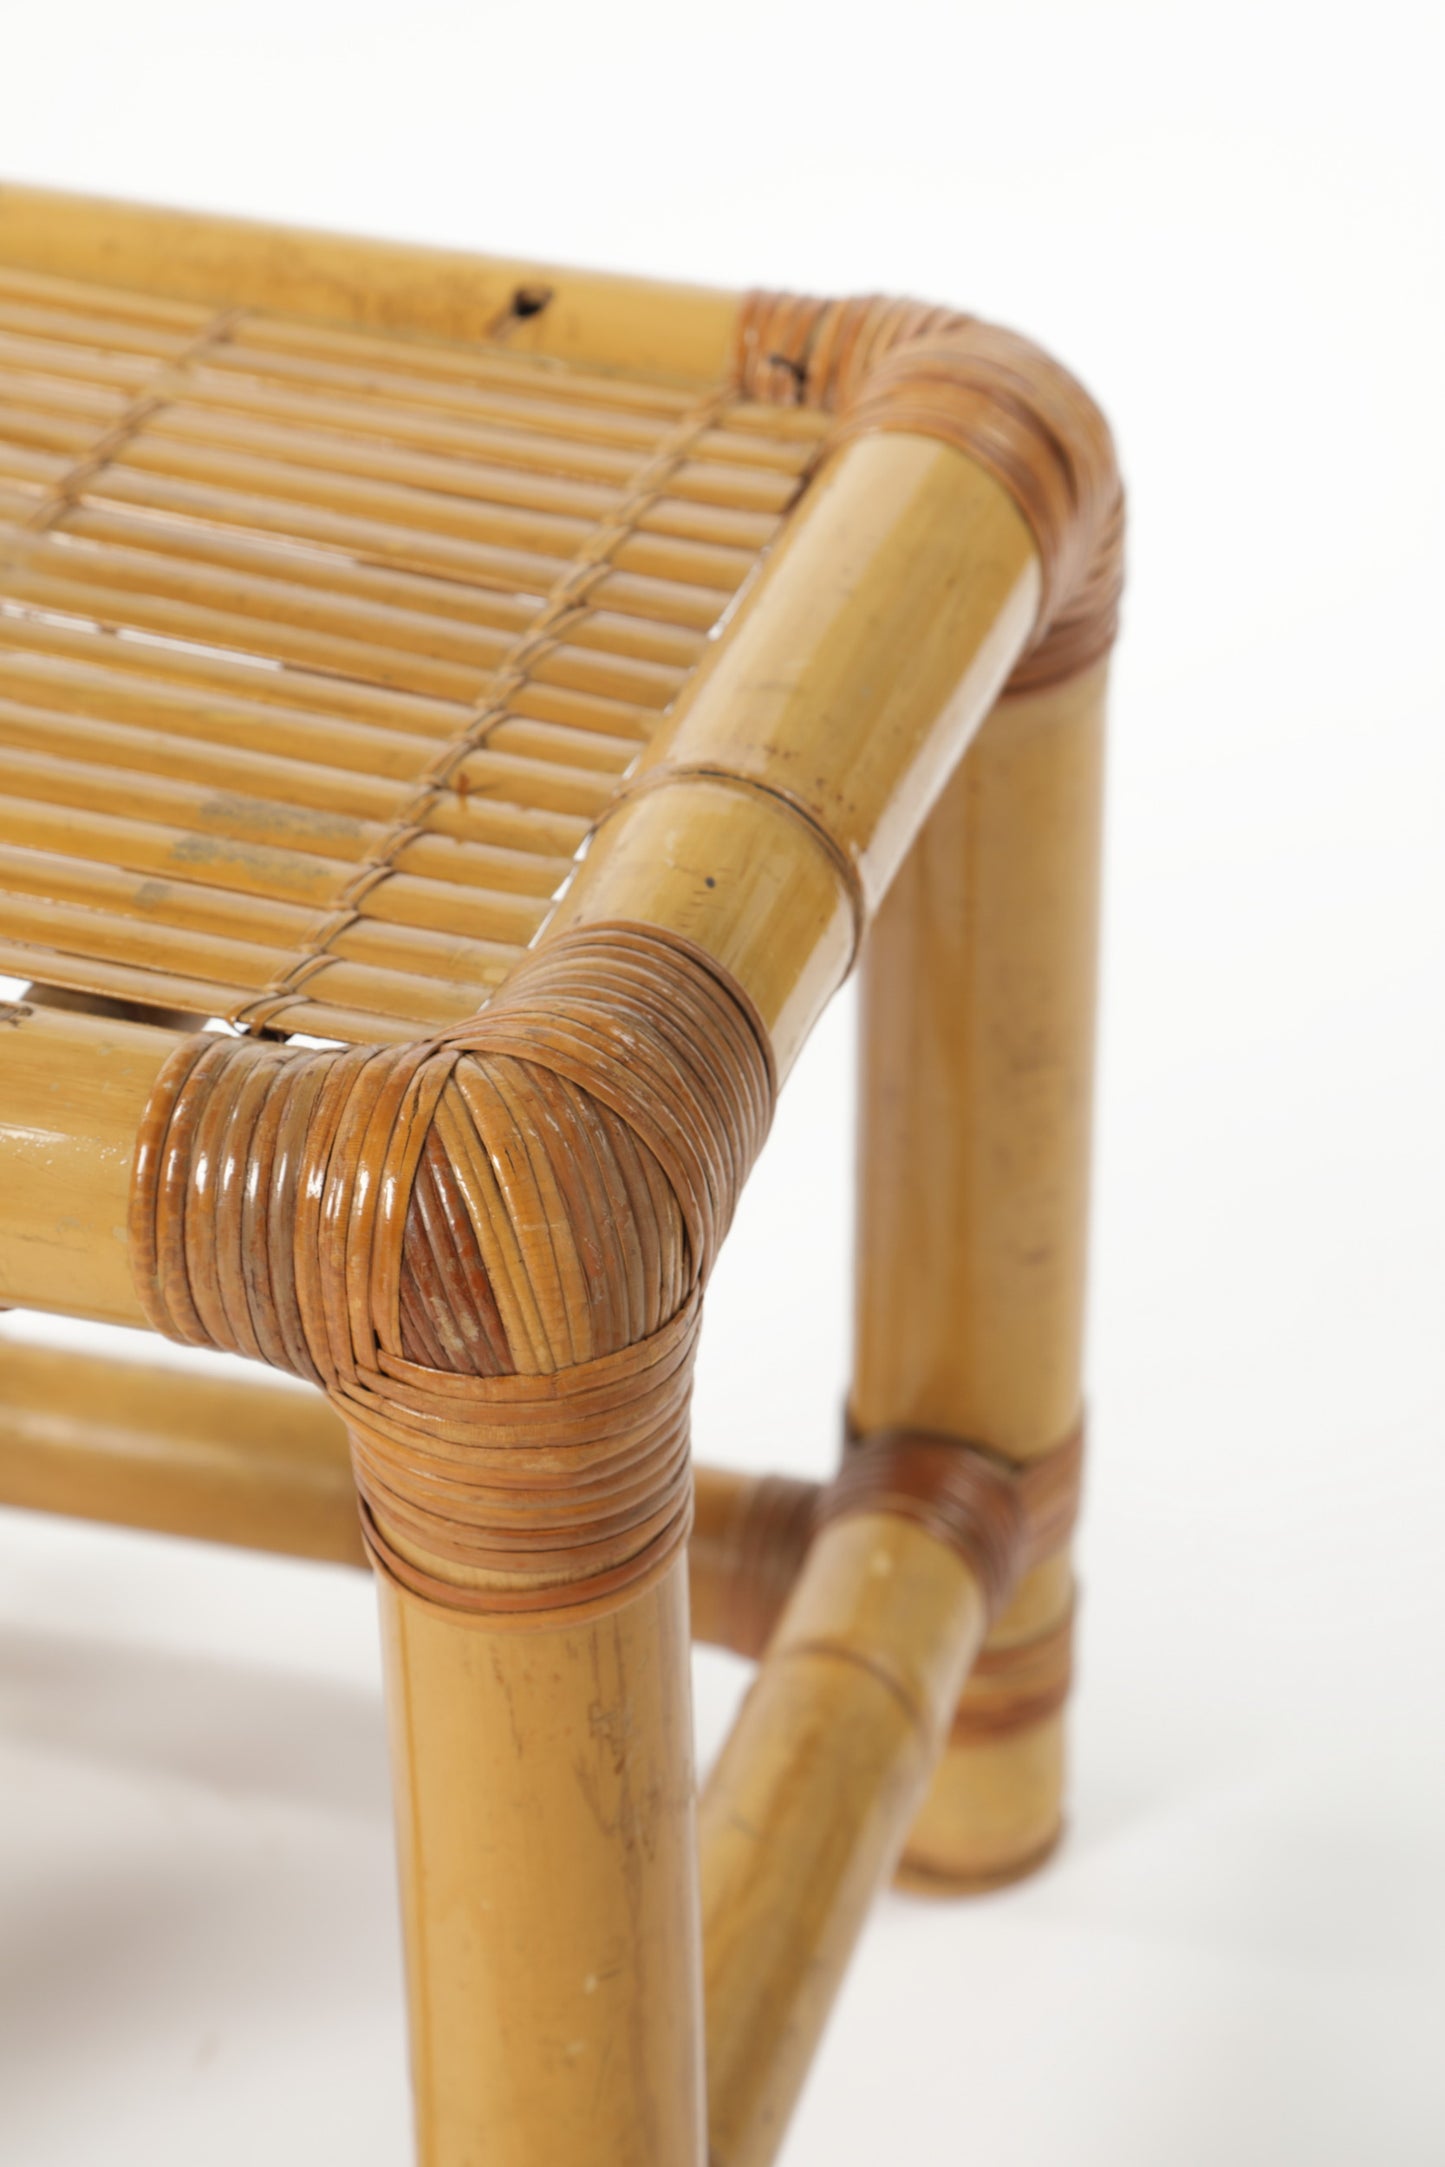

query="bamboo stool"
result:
[0,184,1121,2167]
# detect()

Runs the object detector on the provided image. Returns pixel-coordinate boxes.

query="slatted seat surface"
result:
[0,260,827,1042]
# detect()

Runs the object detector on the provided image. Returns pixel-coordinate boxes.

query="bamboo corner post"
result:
[853,656,1112,1888]
[0,187,1122,2167]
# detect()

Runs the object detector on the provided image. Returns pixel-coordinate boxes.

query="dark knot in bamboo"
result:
[129,923,775,1622]
[734,291,1124,691]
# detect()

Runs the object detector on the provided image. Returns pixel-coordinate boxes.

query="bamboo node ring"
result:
[734,290,1124,690]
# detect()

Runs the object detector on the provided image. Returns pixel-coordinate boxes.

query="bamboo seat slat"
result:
[0,253,819,1038]
[0,742,607,886]
[0,938,264,1021]
[0,370,129,423]
[2,559,526,704]
[0,645,622,839]
[0,440,70,489]
[0,402,114,456]
[0,258,215,330]
[0,794,565,949]
[0,607,670,751]
[1,555,679,727]
[0,328,159,390]
[0,297,199,360]
[66,464,735,627]
[153,387,806,516]
[163,399,640,520]
[110,438,765,590]
[236,310,714,413]
[7,523,689,706]
[0,608,481,732]
[0,839,323,941]
[0,887,515,1023]
[0,693,418,821]
[29,503,712,664]
[193,343,826,470]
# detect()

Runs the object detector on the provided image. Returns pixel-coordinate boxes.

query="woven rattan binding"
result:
[735,291,1124,690]
[700,1422,1084,1670]
[130,921,775,1625]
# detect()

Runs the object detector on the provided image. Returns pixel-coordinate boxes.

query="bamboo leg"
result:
[700,1511,987,2167]
[380,1558,705,2167]
[852,659,1108,1889]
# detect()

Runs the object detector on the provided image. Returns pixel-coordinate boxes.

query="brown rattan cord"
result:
[0,304,244,570]
[828,1420,1084,1604]
[821,1435,1023,1619]
[129,921,775,1623]
[706,1473,820,1661]
[947,1605,1076,1744]
[733,291,1124,691]
[694,1421,1085,1653]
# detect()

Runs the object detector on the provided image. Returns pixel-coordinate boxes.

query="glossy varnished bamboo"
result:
[379,1562,705,2167]
[0,1332,364,1563]
[853,659,1109,1886]
[0,184,740,383]
[0,1000,174,1326]
[550,433,1041,1073]
[700,1512,988,2167]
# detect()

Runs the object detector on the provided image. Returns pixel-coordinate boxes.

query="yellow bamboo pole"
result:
[547,431,1041,1074]
[852,658,1108,1888]
[0,183,741,384]
[700,1510,989,2167]
[380,1564,705,2167]
[0,998,175,1327]
[0,1333,363,1563]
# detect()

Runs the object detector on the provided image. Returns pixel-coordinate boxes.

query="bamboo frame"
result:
[0,185,1121,2167]
[0,184,741,381]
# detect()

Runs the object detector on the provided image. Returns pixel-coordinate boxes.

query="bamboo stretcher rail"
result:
[702,1513,989,2167]
[0,1333,366,1565]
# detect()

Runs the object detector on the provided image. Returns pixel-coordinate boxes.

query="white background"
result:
[2,3,1443,2161]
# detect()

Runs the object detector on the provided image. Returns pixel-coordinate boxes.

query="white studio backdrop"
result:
[0,2,1442,2160]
